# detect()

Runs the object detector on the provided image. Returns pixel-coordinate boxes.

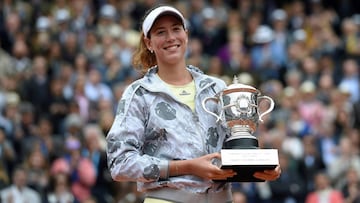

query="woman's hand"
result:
[253,165,281,181]
[186,153,237,180]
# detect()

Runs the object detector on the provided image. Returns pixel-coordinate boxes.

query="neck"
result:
[157,64,192,85]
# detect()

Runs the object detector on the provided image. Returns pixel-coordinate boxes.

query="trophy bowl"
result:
[202,76,279,182]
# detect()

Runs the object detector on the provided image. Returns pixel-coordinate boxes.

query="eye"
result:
[152,27,165,36]
[173,26,183,32]
[156,30,165,35]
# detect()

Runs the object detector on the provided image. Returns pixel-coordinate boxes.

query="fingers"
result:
[253,165,281,181]
[210,169,237,180]
[253,171,278,181]
[206,152,221,160]
[206,153,222,167]
[271,165,282,175]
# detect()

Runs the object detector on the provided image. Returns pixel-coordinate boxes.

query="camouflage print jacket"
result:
[106,65,231,193]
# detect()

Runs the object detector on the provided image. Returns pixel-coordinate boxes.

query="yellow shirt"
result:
[157,74,196,111]
[144,198,173,203]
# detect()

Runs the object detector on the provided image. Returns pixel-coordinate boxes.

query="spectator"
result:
[232,189,248,203]
[0,162,9,191]
[269,151,307,203]
[96,4,121,38]
[196,7,227,56]
[250,25,283,81]
[26,115,63,161]
[51,136,96,203]
[81,32,102,66]
[32,16,52,56]
[11,39,32,81]
[0,11,24,53]
[84,68,114,104]
[297,80,326,134]
[48,77,70,135]
[0,41,14,77]
[72,75,90,123]
[20,55,51,120]
[352,101,360,130]
[327,136,360,189]
[0,92,20,140]
[0,126,15,179]
[316,73,336,105]
[338,58,360,104]
[305,171,344,203]
[23,148,50,201]
[216,29,248,76]
[61,32,81,64]
[82,124,112,203]
[340,18,360,58]
[298,135,326,193]
[186,37,210,72]
[63,113,83,139]
[47,41,65,78]
[341,168,360,203]
[46,172,75,203]
[287,1,306,30]
[300,56,320,85]
[0,166,41,203]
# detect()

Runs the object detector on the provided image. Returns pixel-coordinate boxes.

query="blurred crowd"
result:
[0,0,359,203]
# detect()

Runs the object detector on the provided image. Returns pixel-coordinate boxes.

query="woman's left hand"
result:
[253,165,281,181]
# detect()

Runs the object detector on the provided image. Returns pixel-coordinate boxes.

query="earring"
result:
[149,49,154,54]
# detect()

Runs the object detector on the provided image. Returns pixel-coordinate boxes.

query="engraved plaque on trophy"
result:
[202,76,279,182]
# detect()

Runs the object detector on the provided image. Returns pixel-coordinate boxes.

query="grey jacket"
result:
[106,65,230,193]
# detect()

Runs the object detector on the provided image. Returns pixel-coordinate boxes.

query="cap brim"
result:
[142,6,185,38]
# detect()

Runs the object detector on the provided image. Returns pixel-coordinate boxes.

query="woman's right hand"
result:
[183,153,237,180]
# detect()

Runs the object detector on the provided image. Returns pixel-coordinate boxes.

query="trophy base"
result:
[216,148,279,182]
[223,137,259,149]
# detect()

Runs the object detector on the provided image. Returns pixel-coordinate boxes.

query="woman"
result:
[106,5,281,203]
[305,172,344,203]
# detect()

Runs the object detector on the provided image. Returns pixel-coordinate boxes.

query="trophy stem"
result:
[224,125,259,149]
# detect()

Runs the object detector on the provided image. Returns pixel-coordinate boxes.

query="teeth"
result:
[166,45,178,50]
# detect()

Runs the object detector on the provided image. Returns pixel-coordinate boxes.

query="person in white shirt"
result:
[0,166,41,203]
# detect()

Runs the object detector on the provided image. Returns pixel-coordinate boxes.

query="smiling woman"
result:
[144,14,189,80]
[132,5,190,86]
[106,5,281,203]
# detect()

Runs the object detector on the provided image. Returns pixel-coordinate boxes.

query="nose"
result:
[165,30,176,41]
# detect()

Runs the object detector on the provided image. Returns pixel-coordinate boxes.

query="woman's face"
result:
[145,15,188,66]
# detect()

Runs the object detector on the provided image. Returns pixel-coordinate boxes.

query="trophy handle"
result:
[258,96,275,122]
[202,97,222,122]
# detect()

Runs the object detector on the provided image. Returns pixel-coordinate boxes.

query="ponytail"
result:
[131,33,157,74]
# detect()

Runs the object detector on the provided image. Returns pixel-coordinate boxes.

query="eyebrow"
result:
[153,22,183,31]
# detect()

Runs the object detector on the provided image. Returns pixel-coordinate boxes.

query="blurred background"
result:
[0,0,359,202]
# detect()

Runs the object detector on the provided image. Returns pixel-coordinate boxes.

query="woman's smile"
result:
[164,44,180,51]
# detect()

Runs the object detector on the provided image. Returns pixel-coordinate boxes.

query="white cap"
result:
[55,9,70,22]
[36,16,50,31]
[300,80,316,93]
[293,29,307,41]
[252,25,274,44]
[202,7,216,19]
[142,6,185,38]
[100,4,116,19]
[271,9,287,21]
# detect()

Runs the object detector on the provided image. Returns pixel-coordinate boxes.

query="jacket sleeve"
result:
[106,83,169,183]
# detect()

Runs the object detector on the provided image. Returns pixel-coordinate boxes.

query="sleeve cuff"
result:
[159,160,169,180]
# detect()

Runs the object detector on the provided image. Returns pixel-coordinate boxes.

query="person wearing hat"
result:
[106,5,281,203]
[96,4,122,38]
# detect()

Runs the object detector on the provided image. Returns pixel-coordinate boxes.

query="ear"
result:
[144,37,152,52]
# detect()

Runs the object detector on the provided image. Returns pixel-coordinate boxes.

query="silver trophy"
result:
[202,76,279,182]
